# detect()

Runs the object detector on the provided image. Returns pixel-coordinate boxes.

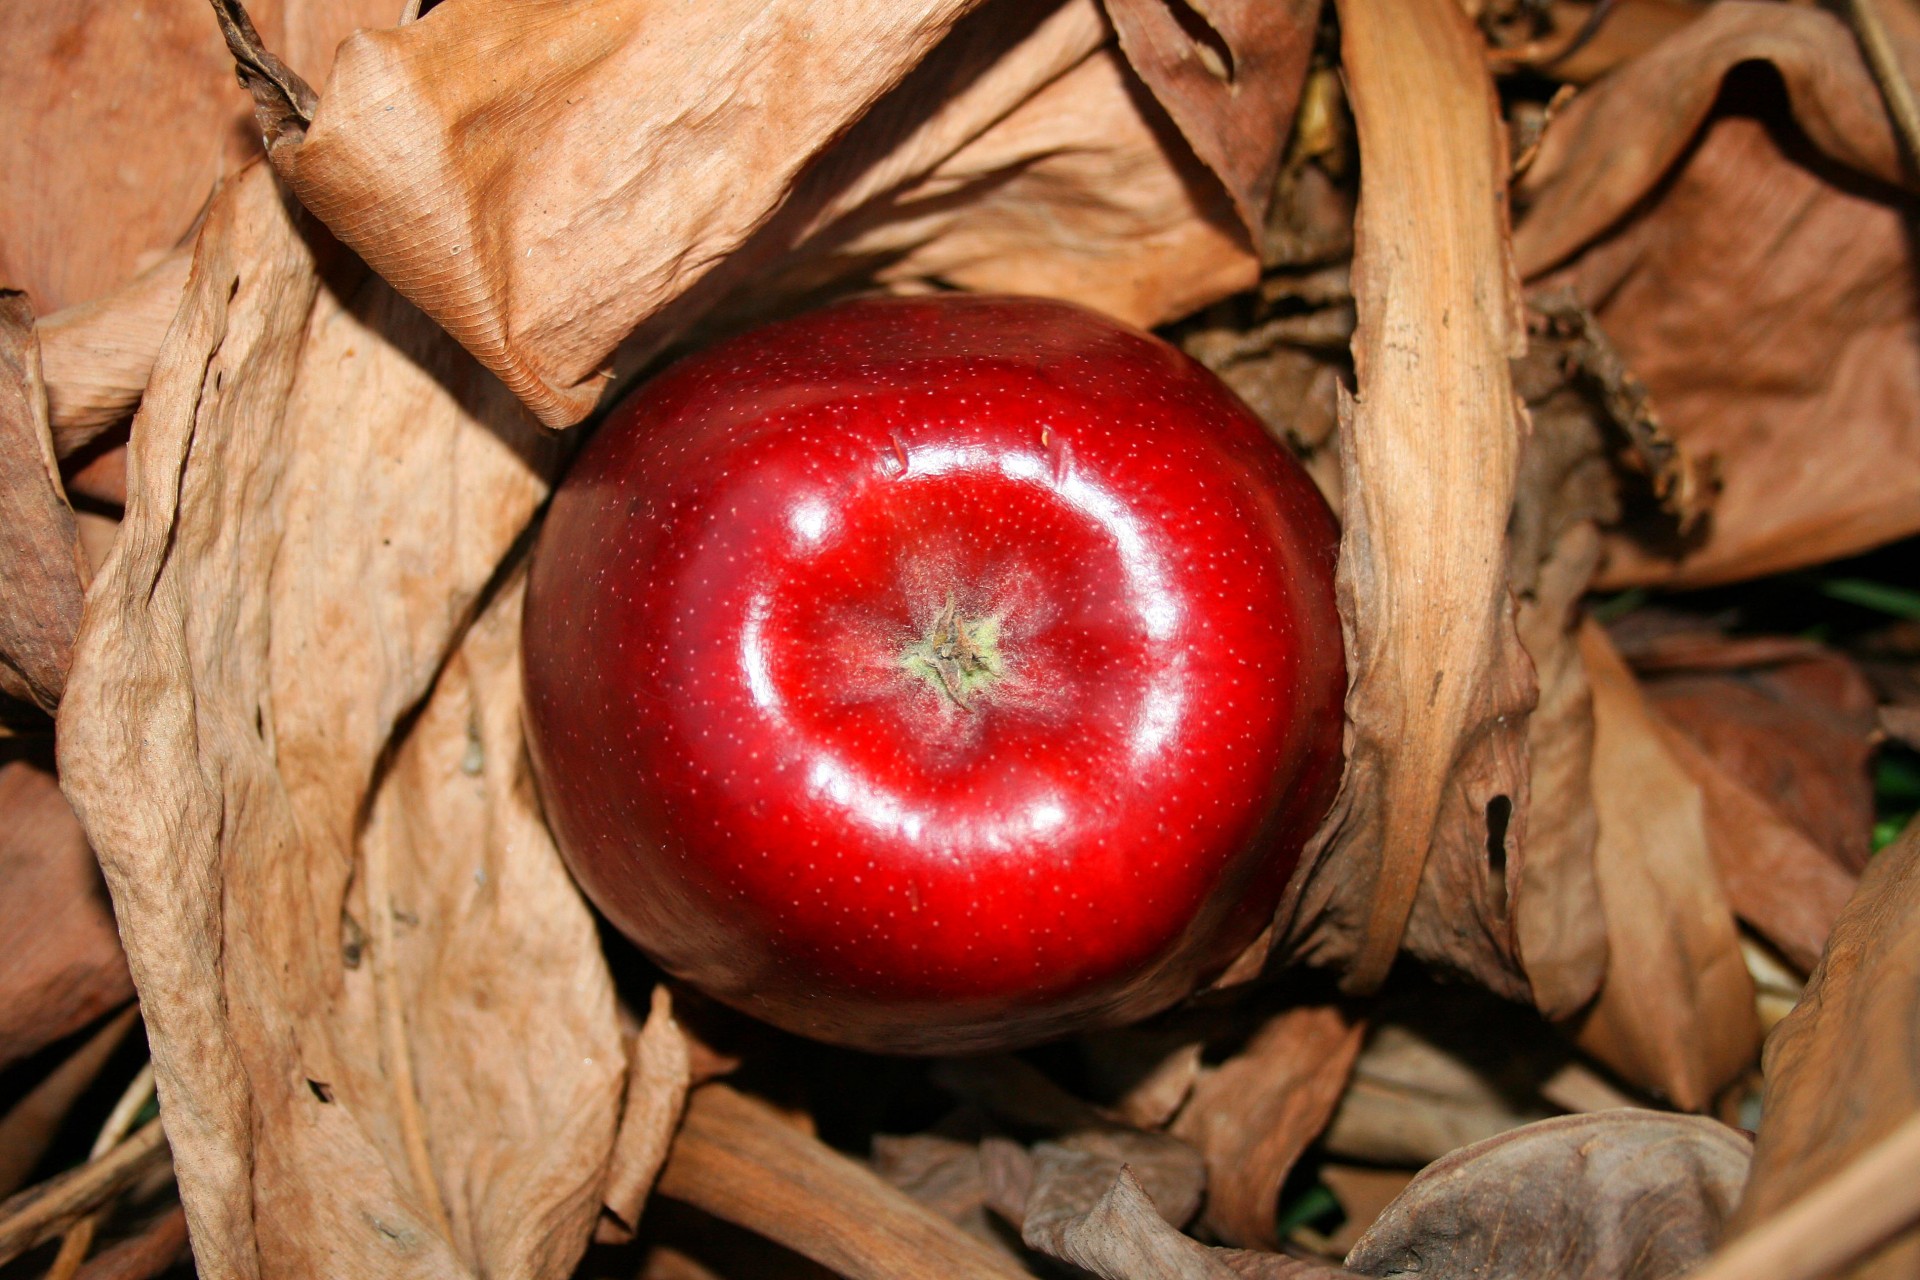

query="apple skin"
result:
[522,295,1345,1054]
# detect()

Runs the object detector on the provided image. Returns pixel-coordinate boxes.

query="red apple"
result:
[523,295,1344,1053]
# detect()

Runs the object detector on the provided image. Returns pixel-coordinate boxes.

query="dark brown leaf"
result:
[1728,822,1920,1277]
[1101,0,1322,238]
[1519,4,1920,587]
[1346,1111,1751,1280]
[1170,1003,1361,1248]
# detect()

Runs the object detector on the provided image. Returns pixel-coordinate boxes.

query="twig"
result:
[364,832,454,1240]
[0,1118,167,1268]
[73,1204,190,1280]
[1687,1111,1920,1280]
[657,1084,1032,1279]
[46,1064,157,1280]
[1850,0,1920,178]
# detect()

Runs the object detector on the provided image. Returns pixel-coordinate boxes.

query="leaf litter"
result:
[3,0,1920,1276]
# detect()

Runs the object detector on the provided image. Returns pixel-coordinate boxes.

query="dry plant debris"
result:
[3,0,1920,1276]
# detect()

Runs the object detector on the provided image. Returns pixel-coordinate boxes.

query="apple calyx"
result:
[902,594,1004,710]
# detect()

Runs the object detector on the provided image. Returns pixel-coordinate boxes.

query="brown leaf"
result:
[1021,1162,1237,1280]
[56,163,621,1279]
[1641,647,1878,873]
[0,0,387,315]
[1575,622,1759,1110]
[256,0,987,426]
[1277,0,1536,1002]
[656,1084,1029,1280]
[597,986,694,1244]
[1345,1111,1751,1280]
[1170,1003,1361,1248]
[0,292,85,713]
[1727,823,1920,1277]
[1101,0,1323,238]
[842,44,1260,328]
[1517,4,1920,587]
[37,248,193,458]
[0,757,131,1074]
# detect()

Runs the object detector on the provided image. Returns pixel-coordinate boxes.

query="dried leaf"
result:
[1021,1162,1236,1280]
[56,163,621,1279]
[1101,0,1322,237]
[842,45,1260,328]
[1575,622,1759,1110]
[0,292,85,713]
[0,1009,139,1200]
[1170,1003,1361,1248]
[257,0,986,426]
[1516,3,1904,276]
[1728,823,1920,1277]
[1345,1111,1751,1280]
[656,1084,1029,1280]
[0,0,388,314]
[597,986,694,1244]
[1518,4,1920,586]
[37,249,193,457]
[1642,648,1878,873]
[1277,0,1536,1002]
[0,758,131,1073]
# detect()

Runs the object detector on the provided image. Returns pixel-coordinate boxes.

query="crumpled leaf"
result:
[1575,622,1759,1110]
[1345,1111,1752,1280]
[834,43,1259,328]
[0,291,85,713]
[0,756,132,1072]
[596,986,694,1244]
[1274,0,1537,1004]
[1517,3,1920,587]
[56,163,622,1280]
[248,0,987,425]
[1727,822,1920,1277]
[1169,1003,1361,1247]
[1101,0,1322,238]
[37,248,193,457]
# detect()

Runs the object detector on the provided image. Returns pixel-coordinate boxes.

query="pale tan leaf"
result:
[56,162,620,1280]
[37,248,193,457]
[265,0,987,426]
[597,986,694,1244]
[1574,622,1759,1110]
[1277,0,1535,1000]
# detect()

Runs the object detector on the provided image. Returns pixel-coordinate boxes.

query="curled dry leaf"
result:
[0,292,85,714]
[1517,3,1920,587]
[56,163,622,1279]
[1728,823,1920,1277]
[656,1084,1029,1280]
[597,986,694,1245]
[1275,0,1538,1003]
[837,43,1258,328]
[1017,1162,1236,1280]
[1100,0,1322,239]
[1576,622,1759,1110]
[36,248,193,457]
[0,757,132,1074]
[1169,1003,1362,1248]
[248,0,986,425]
[1344,1111,1751,1280]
